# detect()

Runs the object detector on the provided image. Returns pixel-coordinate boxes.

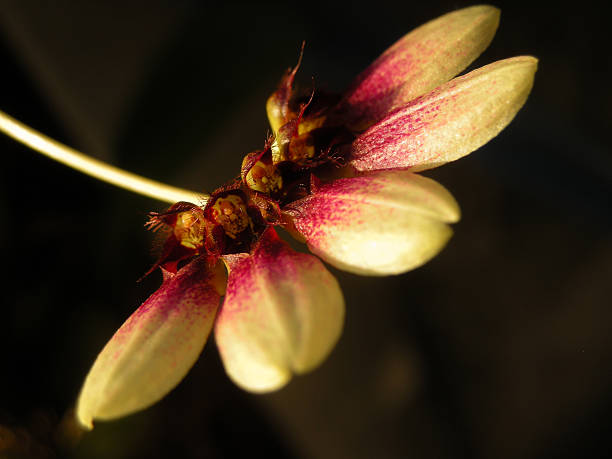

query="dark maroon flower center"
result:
[144,61,357,275]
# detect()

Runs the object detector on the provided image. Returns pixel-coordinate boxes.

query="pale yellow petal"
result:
[350,56,538,172]
[215,229,344,392]
[76,257,224,429]
[286,171,460,275]
[338,5,500,127]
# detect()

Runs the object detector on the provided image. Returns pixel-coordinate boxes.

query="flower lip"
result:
[142,201,208,277]
[242,147,284,195]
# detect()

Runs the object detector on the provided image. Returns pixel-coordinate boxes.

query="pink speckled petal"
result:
[285,171,460,276]
[215,228,344,392]
[350,56,538,172]
[337,5,500,128]
[76,256,225,429]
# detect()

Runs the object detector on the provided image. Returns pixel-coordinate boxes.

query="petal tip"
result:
[446,199,462,224]
[228,368,292,394]
[471,4,501,16]
[75,403,94,431]
[450,4,501,40]
[476,6,500,33]
[520,55,539,69]
[462,4,500,20]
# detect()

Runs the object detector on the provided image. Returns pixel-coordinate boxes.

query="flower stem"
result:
[0,110,207,204]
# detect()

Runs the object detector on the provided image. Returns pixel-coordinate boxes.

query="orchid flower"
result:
[0,5,536,430]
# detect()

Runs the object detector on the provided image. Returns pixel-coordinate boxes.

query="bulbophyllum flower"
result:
[68,4,537,428]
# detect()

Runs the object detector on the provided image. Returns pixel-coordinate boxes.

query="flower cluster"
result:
[76,5,537,429]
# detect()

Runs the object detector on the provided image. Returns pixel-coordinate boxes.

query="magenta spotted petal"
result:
[350,56,537,172]
[337,5,500,129]
[76,256,225,429]
[285,170,460,275]
[215,228,344,392]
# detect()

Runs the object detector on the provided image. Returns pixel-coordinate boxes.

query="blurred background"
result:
[1,1,611,458]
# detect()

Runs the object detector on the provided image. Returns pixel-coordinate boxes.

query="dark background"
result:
[1,1,611,458]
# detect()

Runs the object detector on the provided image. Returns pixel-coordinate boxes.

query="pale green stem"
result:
[0,110,208,204]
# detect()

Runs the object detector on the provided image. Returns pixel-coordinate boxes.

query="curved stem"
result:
[0,110,208,205]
